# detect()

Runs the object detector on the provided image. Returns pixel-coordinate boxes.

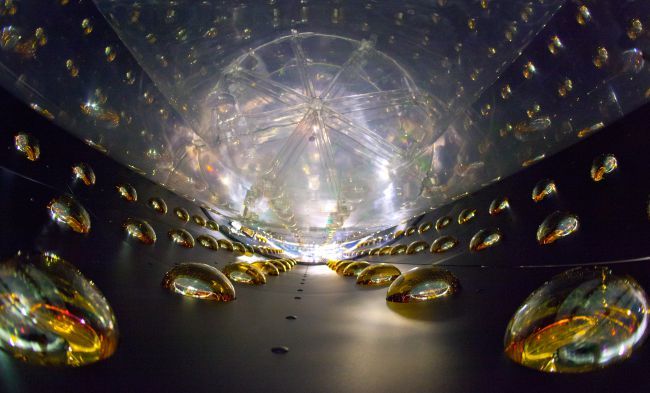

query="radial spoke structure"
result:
[208,32,438,242]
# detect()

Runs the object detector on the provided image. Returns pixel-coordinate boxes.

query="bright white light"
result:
[310,243,344,261]
[308,175,320,190]
[383,183,394,198]
[319,200,338,213]
[377,166,390,181]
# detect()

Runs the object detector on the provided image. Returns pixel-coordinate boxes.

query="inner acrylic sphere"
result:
[197,32,438,243]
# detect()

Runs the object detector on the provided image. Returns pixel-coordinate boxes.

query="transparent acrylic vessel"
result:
[0,0,649,249]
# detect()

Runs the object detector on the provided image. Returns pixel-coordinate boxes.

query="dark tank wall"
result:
[1,80,650,392]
